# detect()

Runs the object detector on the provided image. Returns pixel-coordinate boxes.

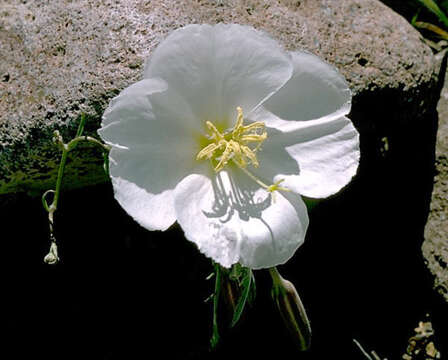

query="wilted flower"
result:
[98,24,359,269]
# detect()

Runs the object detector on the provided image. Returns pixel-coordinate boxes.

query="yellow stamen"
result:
[196,143,220,160]
[242,121,266,132]
[241,145,259,168]
[206,121,224,140]
[234,106,244,130]
[196,107,290,196]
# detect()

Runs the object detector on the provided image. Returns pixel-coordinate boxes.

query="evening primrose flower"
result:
[98,24,359,269]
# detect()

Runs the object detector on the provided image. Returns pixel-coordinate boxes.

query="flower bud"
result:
[44,242,59,265]
[270,267,311,351]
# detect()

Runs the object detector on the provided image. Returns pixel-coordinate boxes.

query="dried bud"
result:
[270,267,311,351]
[44,242,60,265]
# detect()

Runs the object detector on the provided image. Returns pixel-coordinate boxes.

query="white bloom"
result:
[98,24,359,270]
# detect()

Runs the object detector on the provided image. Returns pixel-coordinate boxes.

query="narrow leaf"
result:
[230,268,252,328]
[414,20,448,39]
[248,270,256,305]
[418,0,448,28]
[210,264,221,350]
[411,10,420,25]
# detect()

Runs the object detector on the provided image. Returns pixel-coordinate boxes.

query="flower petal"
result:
[99,78,207,231]
[99,78,197,149]
[247,51,358,199]
[254,115,360,199]
[111,175,176,231]
[262,51,351,124]
[173,171,308,269]
[144,24,293,125]
[107,145,207,231]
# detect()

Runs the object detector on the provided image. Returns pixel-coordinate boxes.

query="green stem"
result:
[268,266,283,288]
[210,263,221,349]
[67,135,111,152]
[50,148,68,213]
[48,135,110,214]
[42,130,111,264]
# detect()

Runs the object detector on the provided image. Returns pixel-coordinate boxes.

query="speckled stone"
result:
[0,0,439,197]
[423,50,448,304]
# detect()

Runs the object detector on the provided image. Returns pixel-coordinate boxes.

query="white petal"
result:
[262,51,351,125]
[173,171,308,269]
[247,51,358,199]
[107,143,209,231]
[255,115,360,199]
[145,24,293,125]
[98,79,197,149]
[111,175,176,231]
[99,78,206,231]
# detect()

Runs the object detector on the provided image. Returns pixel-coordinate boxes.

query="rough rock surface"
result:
[0,0,439,198]
[423,51,448,304]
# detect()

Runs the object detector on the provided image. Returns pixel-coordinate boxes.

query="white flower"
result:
[98,24,359,270]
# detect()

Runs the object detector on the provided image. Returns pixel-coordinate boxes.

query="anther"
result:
[196,107,291,197]
[197,143,220,160]
[197,107,267,173]
[235,106,244,130]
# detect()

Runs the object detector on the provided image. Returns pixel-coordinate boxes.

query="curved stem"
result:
[48,135,110,214]
[67,135,111,152]
[42,129,110,264]
[43,147,69,264]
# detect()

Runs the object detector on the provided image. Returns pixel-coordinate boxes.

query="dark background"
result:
[2,154,446,360]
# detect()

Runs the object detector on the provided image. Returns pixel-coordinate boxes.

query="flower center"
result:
[196,107,267,172]
[196,107,290,196]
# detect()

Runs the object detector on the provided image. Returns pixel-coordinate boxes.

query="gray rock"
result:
[0,0,439,199]
[423,50,448,304]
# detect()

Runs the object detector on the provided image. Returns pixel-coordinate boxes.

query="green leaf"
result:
[414,20,448,39]
[76,113,87,137]
[229,262,244,281]
[418,0,448,28]
[210,326,220,350]
[248,271,256,306]
[441,0,448,13]
[210,264,221,350]
[411,9,420,25]
[230,268,252,328]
